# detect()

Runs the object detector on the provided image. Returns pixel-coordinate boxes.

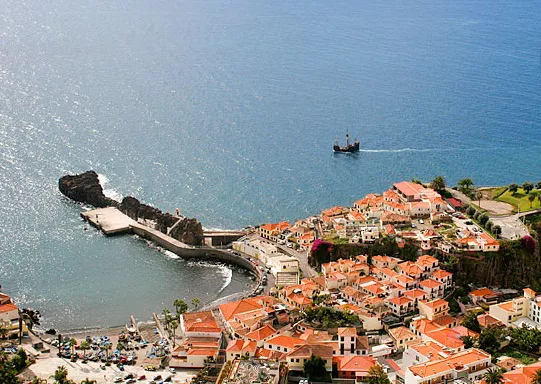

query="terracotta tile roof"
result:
[432,269,452,279]
[420,298,448,309]
[469,288,496,297]
[419,279,443,289]
[182,311,220,334]
[335,355,377,373]
[0,303,18,313]
[503,361,541,384]
[246,324,276,341]
[426,328,464,349]
[389,326,416,341]
[409,348,489,378]
[286,344,333,359]
[337,327,357,337]
[266,335,305,350]
[388,296,413,306]
[226,339,257,353]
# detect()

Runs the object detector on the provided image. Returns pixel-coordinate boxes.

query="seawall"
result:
[81,208,262,291]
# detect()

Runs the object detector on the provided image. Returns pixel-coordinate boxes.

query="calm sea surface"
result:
[1,0,540,330]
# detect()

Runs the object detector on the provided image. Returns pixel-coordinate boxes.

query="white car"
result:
[419,219,424,224]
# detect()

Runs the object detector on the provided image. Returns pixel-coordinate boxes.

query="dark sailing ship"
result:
[333,131,359,153]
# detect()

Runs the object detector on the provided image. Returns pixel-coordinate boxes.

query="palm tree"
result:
[79,340,90,358]
[431,176,446,191]
[458,178,474,193]
[170,320,178,347]
[68,338,77,357]
[192,297,201,310]
[52,365,69,384]
[102,342,112,361]
[483,367,504,384]
[531,369,541,384]
[162,308,171,330]
[173,299,188,319]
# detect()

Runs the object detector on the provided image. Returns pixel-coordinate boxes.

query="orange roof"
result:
[426,328,463,349]
[266,335,305,350]
[469,288,496,297]
[182,311,220,333]
[409,348,489,378]
[411,319,443,335]
[337,327,357,337]
[420,298,448,309]
[432,269,452,279]
[0,303,18,313]
[503,361,541,384]
[226,339,257,353]
[388,296,413,306]
[219,297,266,321]
[389,326,416,341]
[524,288,537,296]
[417,255,438,266]
[187,348,219,356]
[260,221,290,232]
[398,261,423,276]
[246,324,276,341]
[409,341,445,360]
[499,301,514,312]
[393,181,426,197]
[477,313,503,328]
[335,355,377,373]
[322,206,346,217]
[419,279,443,289]
[403,289,427,300]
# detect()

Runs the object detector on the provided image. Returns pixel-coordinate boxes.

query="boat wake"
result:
[358,146,508,154]
[97,173,123,201]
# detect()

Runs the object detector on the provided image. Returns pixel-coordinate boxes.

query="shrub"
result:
[479,213,489,226]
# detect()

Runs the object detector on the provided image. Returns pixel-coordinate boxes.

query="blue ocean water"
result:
[1,0,540,329]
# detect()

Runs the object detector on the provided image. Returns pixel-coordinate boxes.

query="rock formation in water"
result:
[59,171,204,245]
[58,170,119,208]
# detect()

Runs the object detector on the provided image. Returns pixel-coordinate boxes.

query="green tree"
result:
[431,176,446,191]
[528,192,537,208]
[173,299,188,319]
[462,312,481,333]
[191,297,201,310]
[52,365,74,384]
[467,206,476,216]
[170,320,178,347]
[509,326,541,353]
[462,335,475,349]
[68,338,77,357]
[483,367,504,384]
[303,355,328,381]
[479,213,490,226]
[0,360,20,384]
[523,182,534,193]
[486,221,494,232]
[458,178,474,194]
[367,364,391,384]
[536,181,541,190]
[509,183,519,194]
[101,342,112,360]
[162,308,172,330]
[493,225,502,236]
[79,341,90,358]
[531,369,541,384]
[479,326,503,355]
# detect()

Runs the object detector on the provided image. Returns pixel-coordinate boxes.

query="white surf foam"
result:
[97,173,123,201]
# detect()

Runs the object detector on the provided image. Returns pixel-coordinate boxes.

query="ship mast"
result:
[346,129,350,146]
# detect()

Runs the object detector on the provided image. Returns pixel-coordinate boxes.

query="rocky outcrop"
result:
[59,170,119,208]
[120,196,203,245]
[59,171,204,246]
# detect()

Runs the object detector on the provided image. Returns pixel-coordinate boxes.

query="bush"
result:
[479,213,489,226]
[486,221,493,232]
[467,206,476,216]
[474,211,481,220]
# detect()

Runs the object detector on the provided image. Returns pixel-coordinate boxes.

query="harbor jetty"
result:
[62,170,261,287]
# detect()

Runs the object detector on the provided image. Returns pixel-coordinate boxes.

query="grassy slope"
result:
[496,188,541,212]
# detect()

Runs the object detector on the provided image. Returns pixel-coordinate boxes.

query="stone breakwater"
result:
[59,170,262,294]
[59,170,204,245]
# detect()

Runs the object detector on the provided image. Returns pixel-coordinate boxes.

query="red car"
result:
[138,375,146,381]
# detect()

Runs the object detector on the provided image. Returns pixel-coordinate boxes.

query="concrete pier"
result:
[81,207,136,235]
[80,207,262,286]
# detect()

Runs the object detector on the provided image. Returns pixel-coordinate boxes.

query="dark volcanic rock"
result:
[59,170,204,246]
[120,196,203,246]
[58,170,119,208]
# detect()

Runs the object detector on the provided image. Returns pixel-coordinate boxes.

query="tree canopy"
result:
[431,176,446,191]
[367,365,391,384]
[303,355,328,381]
